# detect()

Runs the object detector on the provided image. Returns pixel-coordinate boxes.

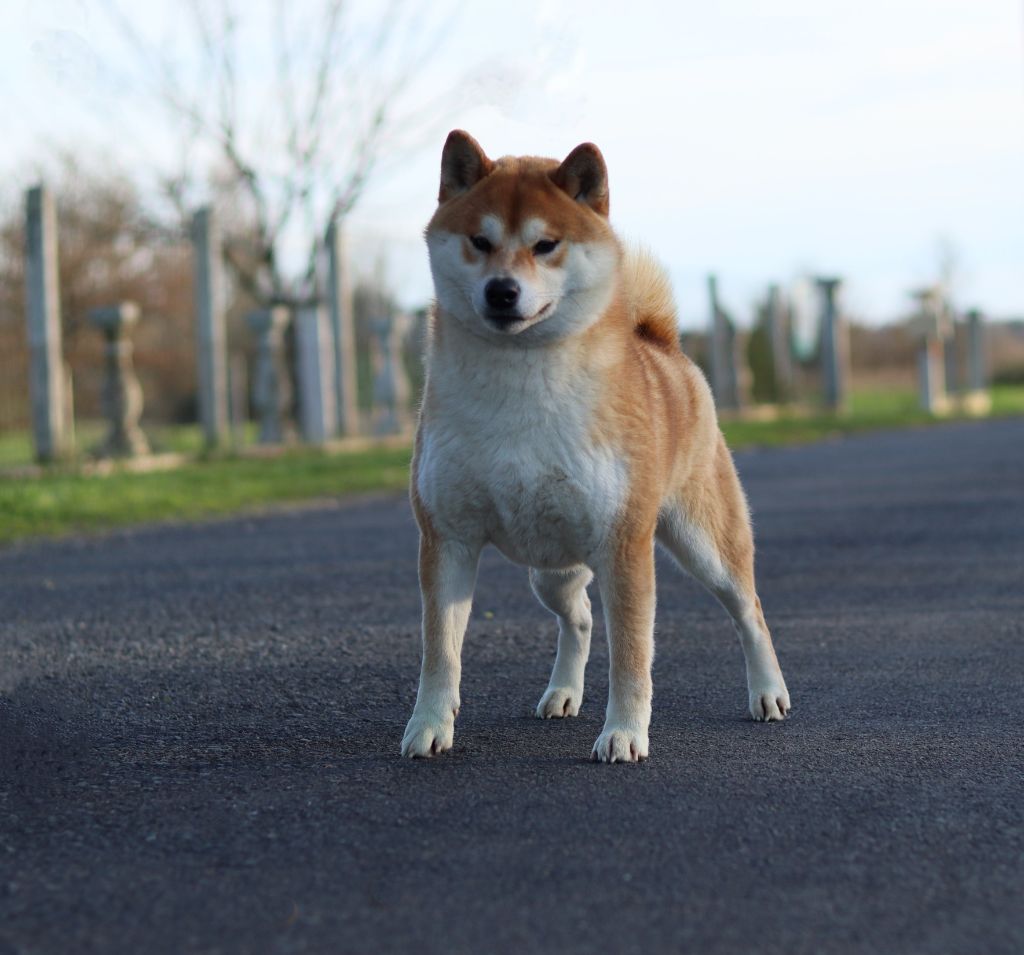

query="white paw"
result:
[748,682,791,722]
[401,707,456,758]
[591,725,649,763]
[536,685,582,719]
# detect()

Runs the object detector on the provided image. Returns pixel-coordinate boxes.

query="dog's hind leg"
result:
[657,435,790,721]
[530,566,594,718]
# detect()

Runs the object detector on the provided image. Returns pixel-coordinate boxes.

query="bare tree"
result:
[99,0,467,306]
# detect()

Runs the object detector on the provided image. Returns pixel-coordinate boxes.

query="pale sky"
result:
[3,1,1023,327]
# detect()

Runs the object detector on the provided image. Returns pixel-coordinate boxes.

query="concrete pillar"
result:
[765,284,793,402]
[965,310,987,392]
[960,309,991,415]
[707,274,741,412]
[943,324,960,395]
[918,338,947,414]
[371,312,411,435]
[325,217,360,436]
[911,287,951,416]
[191,206,229,448]
[88,303,149,457]
[816,277,848,413]
[24,185,70,462]
[295,302,336,444]
[246,307,292,444]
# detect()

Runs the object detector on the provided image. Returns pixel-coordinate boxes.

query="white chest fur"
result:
[416,333,627,570]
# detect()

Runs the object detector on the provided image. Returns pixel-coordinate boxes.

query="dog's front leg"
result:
[401,536,480,758]
[592,534,655,763]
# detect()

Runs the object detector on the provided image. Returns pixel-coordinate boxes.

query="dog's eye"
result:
[533,239,560,255]
[470,235,493,253]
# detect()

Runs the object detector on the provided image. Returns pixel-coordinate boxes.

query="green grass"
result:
[720,385,1024,449]
[0,421,209,467]
[990,384,1024,415]
[719,393,927,448]
[1,386,1022,546]
[0,445,412,545]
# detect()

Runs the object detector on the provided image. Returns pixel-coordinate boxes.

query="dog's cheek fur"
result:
[427,230,479,326]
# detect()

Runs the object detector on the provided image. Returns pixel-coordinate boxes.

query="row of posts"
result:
[23,184,994,461]
[23,186,411,463]
[706,274,987,415]
[910,286,988,415]
[708,273,849,413]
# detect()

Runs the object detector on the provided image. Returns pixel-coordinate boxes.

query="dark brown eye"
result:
[470,235,493,253]
[533,239,560,255]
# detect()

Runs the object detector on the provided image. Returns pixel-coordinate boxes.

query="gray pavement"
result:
[1,418,1022,954]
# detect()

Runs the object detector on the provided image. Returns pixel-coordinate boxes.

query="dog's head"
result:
[425,130,620,345]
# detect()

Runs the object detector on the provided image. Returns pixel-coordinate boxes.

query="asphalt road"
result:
[1,418,1022,954]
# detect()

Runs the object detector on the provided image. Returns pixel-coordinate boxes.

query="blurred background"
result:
[1,0,1022,465]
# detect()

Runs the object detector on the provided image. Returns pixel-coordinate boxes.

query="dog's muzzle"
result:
[484,278,524,327]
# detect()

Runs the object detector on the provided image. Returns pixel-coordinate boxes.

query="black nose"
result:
[485,277,520,310]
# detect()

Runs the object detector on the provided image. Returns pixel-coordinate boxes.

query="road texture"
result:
[1,418,1022,954]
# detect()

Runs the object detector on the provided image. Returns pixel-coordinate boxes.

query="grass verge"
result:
[0,445,412,546]
[720,385,1024,448]
[1,386,1021,546]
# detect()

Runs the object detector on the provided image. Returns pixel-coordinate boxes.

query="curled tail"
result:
[622,247,680,352]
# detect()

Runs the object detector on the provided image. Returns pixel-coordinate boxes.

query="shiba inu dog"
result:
[401,130,790,763]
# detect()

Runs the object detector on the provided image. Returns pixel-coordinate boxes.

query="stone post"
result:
[911,286,951,416]
[943,320,960,396]
[965,310,987,393]
[295,302,336,444]
[325,217,360,436]
[765,284,793,403]
[707,274,741,412]
[24,185,70,462]
[88,303,150,457]
[245,307,292,444]
[371,311,411,436]
[816,277,848,413]
[918,336,947,415]
[959,308,991,415]
[191,206,229,448]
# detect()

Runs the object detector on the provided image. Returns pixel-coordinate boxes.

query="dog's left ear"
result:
[551,143,609,216]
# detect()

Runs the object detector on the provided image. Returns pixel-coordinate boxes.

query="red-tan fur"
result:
[401,131,790,763]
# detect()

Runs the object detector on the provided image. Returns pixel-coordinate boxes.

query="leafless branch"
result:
[96,0,481,306]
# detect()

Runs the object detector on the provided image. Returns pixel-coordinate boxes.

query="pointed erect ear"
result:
[439,130,493,202]
[551,142,609,216]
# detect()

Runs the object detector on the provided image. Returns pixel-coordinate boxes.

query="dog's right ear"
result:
[439,130,493,202]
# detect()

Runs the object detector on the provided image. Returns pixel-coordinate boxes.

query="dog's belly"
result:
[418,427,626,569]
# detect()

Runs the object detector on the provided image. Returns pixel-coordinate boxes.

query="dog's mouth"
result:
[486,302,552,330]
